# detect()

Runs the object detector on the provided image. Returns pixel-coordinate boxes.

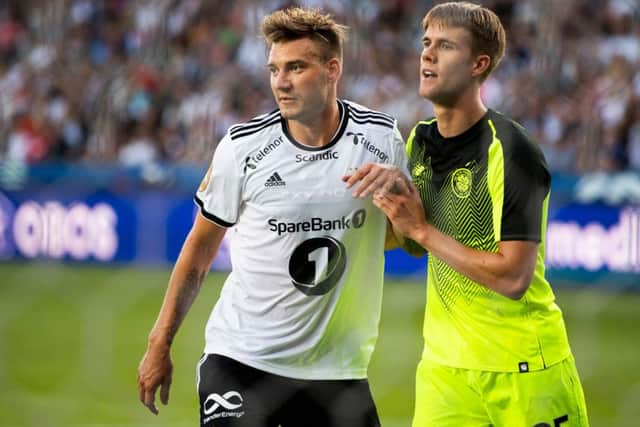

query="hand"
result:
[343,163,409,198]
[372,177,427,240]
[137,342,173,415]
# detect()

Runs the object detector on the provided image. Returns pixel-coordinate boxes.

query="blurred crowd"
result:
[0,0,639,172]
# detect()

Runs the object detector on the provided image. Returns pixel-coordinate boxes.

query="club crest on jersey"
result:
[451,168,472,198]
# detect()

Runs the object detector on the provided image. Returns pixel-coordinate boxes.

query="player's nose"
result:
[274,71,292,91]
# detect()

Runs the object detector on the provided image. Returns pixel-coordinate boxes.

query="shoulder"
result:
[342,99,396,130]
[228,109,281,142]
[487,110,549,179]
[407,117,436,155]
[487,110,536,152]
[214,109,282,165]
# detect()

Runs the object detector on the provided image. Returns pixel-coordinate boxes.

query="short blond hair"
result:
[423,2,506,81]
[262,7,348,61]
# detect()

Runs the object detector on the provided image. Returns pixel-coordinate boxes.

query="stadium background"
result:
[0,0,639,426]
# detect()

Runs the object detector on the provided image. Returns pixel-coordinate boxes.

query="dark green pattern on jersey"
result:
[409,117,498,310]
[406,111,571,372]
[410,124,495,311]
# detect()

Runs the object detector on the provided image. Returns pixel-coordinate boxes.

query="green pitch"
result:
[0,263,639,426]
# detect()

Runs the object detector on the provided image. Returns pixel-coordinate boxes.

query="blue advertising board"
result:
[0,164,638,287]
[546,203,640,287]
[0,187,230,269]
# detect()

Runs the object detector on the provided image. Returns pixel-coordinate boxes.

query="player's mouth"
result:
[422,69,437,79]
[279,96,296,103]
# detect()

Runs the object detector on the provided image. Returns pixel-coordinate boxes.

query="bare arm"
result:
[137,213,227,414]
[410,224,537,299]
[374,179,537,300]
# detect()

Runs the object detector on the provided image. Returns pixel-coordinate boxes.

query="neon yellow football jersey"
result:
[407,110,571,372]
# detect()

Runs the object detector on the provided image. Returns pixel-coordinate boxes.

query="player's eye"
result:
[289,63,305,72]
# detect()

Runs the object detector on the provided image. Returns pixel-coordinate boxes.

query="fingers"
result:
[353,172,387,198]
[372,190,395,214]
[372,193,388,212]
[407,180,419,196]
[343,163,372,188]
[344,163,411,199]
[143,386,159,415]
[137,373,145,404]
[160,375,172,405]
[354,167,402,198]
[138,365,161,414]
[391,176,412,195]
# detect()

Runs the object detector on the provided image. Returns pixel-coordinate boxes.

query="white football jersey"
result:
[195,99,407,380]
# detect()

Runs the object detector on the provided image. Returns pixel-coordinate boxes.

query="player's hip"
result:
[197,353,380,427]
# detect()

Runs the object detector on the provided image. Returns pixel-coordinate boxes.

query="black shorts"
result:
[196,354,380,427]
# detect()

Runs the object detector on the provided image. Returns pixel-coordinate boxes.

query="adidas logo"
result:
[265,172,286,187]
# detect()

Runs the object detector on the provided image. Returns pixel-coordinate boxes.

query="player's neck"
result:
[433,95,487,138]
[286,100,340,148]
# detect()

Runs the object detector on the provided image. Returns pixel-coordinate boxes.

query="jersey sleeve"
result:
[500,136,550,242]
[390,122,409,176]
[194,133,243,227]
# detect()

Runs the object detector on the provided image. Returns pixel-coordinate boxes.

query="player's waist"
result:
[204,336,374,380]
[421,322,571,372]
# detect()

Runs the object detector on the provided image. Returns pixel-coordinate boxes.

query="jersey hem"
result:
[421,348,572,373]
[204,348,369,381]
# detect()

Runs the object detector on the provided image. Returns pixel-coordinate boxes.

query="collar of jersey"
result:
[281,99,348,151]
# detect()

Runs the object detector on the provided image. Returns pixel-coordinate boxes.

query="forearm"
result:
[148,262,205,347]
[148,229,221,346]
[410,223,534,299]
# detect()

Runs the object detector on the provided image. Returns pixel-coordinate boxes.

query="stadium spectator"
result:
[0,0,638,172]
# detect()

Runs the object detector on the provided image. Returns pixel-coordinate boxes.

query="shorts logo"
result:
[451,168,472,199]
[203,391,245,422]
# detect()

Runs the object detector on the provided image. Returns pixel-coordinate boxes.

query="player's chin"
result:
[278,106,299,120]
[418,86,434,100]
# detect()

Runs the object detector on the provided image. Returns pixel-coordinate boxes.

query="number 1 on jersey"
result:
[308,246,329,284]
[288,236,347,296]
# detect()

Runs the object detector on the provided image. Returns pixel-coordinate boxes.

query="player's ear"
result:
[471,54,490,79]
[326,57,341,83]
